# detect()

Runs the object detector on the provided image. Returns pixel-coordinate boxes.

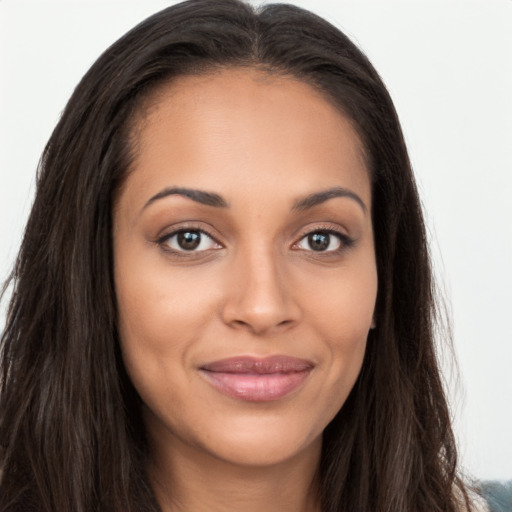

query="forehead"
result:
[123,67,370,210]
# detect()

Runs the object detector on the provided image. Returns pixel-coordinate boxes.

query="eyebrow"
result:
[143,187,229,210]
[292,187,367,214]
[142,185,366,214]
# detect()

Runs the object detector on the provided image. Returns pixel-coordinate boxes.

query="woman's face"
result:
[114,68,377,468]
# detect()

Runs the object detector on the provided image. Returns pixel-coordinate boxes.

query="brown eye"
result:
[177,231,201,250]
[308,232,330,251]
[162,229,220,252]
[296,230,343,252]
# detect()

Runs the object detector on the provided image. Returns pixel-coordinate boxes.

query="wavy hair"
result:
[0,1,469,510]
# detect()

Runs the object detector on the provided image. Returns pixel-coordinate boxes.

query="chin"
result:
[205,428,321,468]
[193,408,326,468]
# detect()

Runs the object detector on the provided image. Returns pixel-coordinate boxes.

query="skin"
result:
[114,68,377,512]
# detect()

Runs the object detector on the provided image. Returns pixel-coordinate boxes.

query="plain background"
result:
[1,0,511,481]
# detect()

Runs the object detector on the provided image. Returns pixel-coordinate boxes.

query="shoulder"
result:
[455,480,512,512]
[478,481,512,512]
[467,494,490,512]
[454,483,490,512]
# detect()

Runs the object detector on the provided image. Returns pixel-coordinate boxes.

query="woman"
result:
[0,0,481,510]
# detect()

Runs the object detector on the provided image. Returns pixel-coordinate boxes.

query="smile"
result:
[199,356,314,402]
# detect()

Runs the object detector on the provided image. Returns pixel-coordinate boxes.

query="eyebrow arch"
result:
[143,186,229,211]
[142,185,366,215]
[292,187,367,214]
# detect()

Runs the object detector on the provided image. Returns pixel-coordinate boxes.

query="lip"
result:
[199,356,314,402]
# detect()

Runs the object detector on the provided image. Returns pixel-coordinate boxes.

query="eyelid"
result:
[155,224,223,253]
[154,222,354,256]
[292,224,355,252]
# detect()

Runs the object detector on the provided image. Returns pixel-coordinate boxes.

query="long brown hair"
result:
[0,1,469,510]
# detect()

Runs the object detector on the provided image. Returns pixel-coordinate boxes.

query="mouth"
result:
[199,355,314,402]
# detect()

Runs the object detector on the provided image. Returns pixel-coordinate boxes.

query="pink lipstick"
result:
[199,356,313,402]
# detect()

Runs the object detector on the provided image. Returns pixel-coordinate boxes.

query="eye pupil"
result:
[308,232,330,251]
[177,231,201,250]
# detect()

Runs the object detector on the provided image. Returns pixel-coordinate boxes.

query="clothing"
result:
[479,481,512,512]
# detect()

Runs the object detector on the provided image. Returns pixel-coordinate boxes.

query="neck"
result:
[148,433,322,512]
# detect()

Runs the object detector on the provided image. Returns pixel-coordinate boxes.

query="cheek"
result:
[115,247,220,350]
[306,257,377,343]
[114,247,221,407]
[301,255,377,398]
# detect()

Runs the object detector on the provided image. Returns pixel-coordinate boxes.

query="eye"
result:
[296,230,347,252]
[160,229,221,252]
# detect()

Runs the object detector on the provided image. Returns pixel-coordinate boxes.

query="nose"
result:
[220,246,302,336]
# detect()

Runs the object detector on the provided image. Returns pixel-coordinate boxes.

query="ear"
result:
[370,315,376,329]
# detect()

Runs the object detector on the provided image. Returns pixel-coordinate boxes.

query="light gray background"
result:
[1,0,511,481]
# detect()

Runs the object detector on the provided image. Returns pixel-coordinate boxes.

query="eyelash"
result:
[155,224,220,257]
[155,224,354,256]
[293,226,355,255]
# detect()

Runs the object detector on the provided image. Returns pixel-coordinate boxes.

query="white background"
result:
[1,0,511,481]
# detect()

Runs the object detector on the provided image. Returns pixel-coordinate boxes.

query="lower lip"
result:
[200,370,311,402]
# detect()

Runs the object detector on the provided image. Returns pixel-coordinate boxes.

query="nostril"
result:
[232,319,250,328]
[227,316,297,336]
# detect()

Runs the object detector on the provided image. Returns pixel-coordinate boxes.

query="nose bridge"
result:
[221,239,299,334]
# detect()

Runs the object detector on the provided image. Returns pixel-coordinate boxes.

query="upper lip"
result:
[200,355,314,374]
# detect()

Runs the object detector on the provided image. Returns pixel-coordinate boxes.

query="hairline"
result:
[114,63,373,211]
